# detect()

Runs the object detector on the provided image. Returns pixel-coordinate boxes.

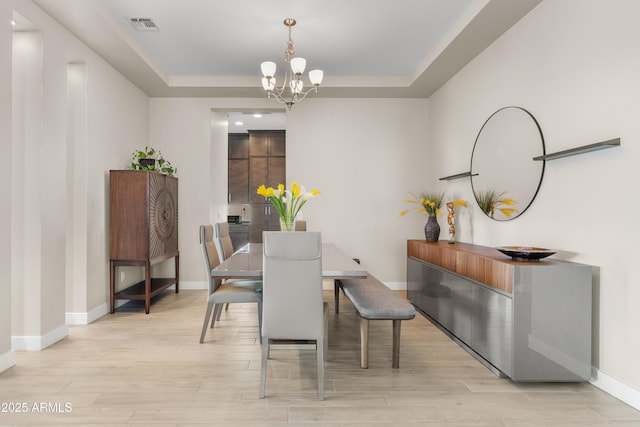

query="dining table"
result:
[212,242,367,347]
[211,242,367,280]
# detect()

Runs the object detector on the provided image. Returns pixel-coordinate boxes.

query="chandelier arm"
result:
[289,87,318,103]
[269,85,317,106]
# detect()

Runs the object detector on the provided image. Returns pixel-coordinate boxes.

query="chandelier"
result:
[260,18,324,109]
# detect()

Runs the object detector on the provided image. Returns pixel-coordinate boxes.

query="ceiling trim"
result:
[32,0,542,98]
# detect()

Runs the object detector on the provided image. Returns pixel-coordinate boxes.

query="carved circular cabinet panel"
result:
[149,174,178,258]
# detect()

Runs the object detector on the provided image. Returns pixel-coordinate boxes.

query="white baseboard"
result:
[66,303,109,325]
[0,350,15,373]
[12,323,68,351]
[384,281,406,291]
[591,367,640,411]
[170,281,206,290]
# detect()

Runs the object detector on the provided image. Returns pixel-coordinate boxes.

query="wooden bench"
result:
[338,276,415,368]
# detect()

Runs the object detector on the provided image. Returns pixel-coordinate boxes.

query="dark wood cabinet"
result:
[228,134,250,204]
[109,170,179,314]
[228,130,286,243]
[249,130,285,157]
[228,133,249,158]
[248,131,285,242]
[228,159,249,204]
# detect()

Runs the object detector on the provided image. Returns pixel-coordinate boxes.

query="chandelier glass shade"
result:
[260,18,323,109]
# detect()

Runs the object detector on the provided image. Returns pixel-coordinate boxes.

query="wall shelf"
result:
[533,138,620,161]
[439,171,478,181]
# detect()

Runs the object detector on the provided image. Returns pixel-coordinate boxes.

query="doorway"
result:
[226,112,286,246]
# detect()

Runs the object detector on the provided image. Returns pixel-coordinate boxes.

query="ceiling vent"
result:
[129,17,159,31]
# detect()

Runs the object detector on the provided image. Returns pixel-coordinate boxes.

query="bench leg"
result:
[392,319,401,369]
[334,280,341,314]
[360,317,369,368]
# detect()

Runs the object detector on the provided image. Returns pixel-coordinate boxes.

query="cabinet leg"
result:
[110,261,116,314]
[144,261,151,314]
[175,254,180,293]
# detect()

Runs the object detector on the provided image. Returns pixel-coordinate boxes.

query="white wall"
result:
[150,97,429,286]
[2,0,149,355]
[428,0,640,402]
[287,98,430,282]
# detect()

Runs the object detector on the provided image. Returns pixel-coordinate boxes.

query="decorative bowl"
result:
[495,246,556,261]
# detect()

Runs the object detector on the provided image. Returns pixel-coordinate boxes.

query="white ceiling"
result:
[28,0,541,98]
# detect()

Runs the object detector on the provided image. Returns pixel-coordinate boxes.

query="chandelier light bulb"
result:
[309,69,324,86]
[290,57,306,75]
[261,61,276,78]
[262,77,276,92]
[289,80,304,94]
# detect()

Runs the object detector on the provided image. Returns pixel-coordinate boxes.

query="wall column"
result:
[0,3,14,373]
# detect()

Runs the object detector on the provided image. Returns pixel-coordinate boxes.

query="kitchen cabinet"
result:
[228,134,249,204]
[228,132,249,158]
[249,130,285,157]
[227,130,286,243]
[407,240,591,381]
[248,131,285,242]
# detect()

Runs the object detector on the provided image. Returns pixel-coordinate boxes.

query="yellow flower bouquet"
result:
[256,182,320,231]
[400,191,445,217]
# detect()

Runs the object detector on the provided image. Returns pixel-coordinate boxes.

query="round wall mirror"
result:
[470,106,545,221]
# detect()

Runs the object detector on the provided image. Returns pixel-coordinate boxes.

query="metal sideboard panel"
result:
[408,252,592,382]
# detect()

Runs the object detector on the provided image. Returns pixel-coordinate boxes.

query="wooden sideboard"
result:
[407,240,592,381]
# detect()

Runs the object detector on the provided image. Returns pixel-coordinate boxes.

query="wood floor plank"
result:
[0,289,636,425]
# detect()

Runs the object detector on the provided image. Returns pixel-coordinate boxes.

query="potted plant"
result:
[130,146,177,176]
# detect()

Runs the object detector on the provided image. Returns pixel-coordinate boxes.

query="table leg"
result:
[392,319,401,369]
[360,317,369,368]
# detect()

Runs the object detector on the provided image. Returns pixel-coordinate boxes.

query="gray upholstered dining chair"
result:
[214,222,235,260]
[214,222,262,317]
[260,231,328,400]
[199,224,262,343]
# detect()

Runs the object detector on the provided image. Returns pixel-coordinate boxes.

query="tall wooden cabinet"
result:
[109,170,179,314]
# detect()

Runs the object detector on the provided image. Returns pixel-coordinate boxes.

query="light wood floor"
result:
[1,289,639,426]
